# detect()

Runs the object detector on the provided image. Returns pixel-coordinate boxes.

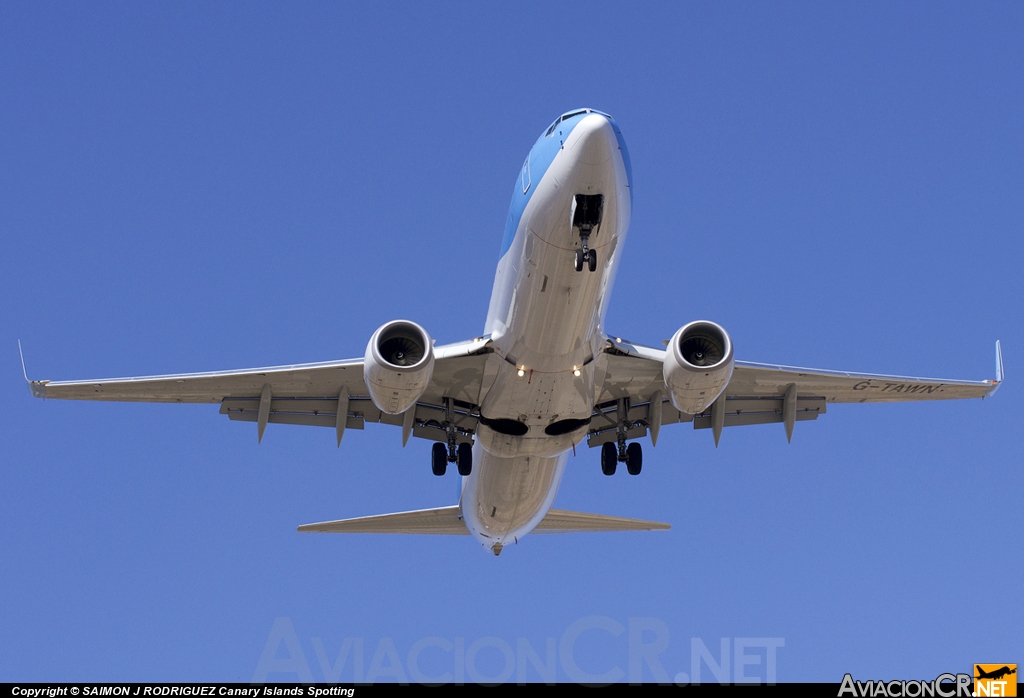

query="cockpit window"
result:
[545,108,609,137]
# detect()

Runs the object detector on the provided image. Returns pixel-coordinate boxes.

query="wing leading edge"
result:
[29,357,365,403]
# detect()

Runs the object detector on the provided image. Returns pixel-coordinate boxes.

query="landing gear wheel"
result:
[626,442,643,475]
[587,248,597,272]
[431,442,447,476]
[601,442,618,476]
[457,442,473,476]
[574,248,585,272]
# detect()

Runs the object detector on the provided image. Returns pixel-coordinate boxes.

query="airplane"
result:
[975,666,1016,681]
[23,108,1004,556]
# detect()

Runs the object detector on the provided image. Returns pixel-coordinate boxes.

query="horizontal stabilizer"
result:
[532,509,670,533]
[297,506,669,535]
[298,506,469,534]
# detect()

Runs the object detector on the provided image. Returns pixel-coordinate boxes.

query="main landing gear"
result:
[626,442,642,475]
[431,442,447,476]
[601,441,643,476]
[432,441,473,476]
[431,398,473,476]
[457,442,472,476]
[600,397,643,476]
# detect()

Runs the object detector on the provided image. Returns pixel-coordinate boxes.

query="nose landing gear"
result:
[574,247,598,272]
[572,194,603,273]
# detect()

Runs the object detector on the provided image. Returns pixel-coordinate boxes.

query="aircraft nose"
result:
[566,114,616,165]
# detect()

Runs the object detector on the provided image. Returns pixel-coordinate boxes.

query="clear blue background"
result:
[2,1,1021,683]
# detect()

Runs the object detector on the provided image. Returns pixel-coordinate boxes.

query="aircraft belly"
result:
[476,360,592,457]
[470,113,635,541]
[461,446,568,549]
[477,114,632,460]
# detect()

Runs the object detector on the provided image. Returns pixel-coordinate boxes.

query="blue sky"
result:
[2,2,1021,683]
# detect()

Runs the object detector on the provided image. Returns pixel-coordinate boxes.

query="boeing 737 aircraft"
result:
[26,108,1003,555]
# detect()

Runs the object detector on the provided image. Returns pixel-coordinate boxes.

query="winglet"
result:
[987,340,1004,397]
[18,340,47,398]
[18,340,28,382]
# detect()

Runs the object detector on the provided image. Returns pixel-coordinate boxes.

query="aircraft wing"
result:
[29,357,366,403]
[589,337,1002,446]
[26,337,492,445]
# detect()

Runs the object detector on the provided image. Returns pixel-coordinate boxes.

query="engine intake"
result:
[663,320,734,415]
[364,320,435,415]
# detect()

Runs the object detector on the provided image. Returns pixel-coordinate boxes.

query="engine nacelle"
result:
[663,320,735,415]
[363,320,435,415]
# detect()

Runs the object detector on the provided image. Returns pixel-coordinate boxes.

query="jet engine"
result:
[663,320,735,415]
[364,320,435,415]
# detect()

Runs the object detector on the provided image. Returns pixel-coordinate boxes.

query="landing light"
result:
[573,367,581,377]
[517,368,525,377]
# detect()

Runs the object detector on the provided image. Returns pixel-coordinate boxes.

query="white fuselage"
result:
[459,113,632,552]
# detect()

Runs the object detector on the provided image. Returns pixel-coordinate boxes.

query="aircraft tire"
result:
[574,248,585,272]
[457,442,473,476]
[431,442,448,476]
[587,248,597,272]
[626,442,642,475]
[601,442,618,476]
